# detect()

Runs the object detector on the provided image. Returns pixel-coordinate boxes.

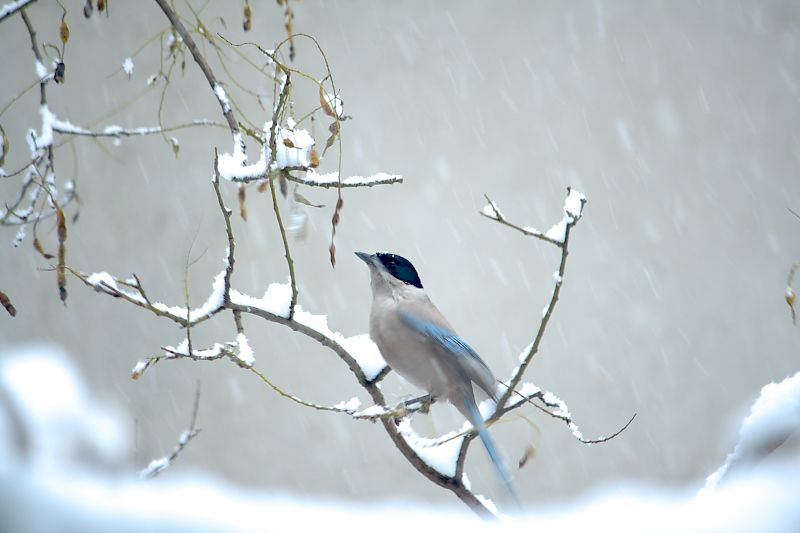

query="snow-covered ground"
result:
[1,344,798,532]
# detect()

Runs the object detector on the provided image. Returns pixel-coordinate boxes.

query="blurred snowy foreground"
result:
[1,345,799,532]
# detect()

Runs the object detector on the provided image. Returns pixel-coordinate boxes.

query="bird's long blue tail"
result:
[463,394,522,508]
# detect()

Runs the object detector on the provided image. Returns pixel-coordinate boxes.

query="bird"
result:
[355,251,520,504]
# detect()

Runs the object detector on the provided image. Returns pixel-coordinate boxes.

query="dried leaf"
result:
[243,1,252,31]
[84,0,93,18]
[322,128,336,157]
[98,0,106,12]
[279,171,288,198]
[60,16,69,45]
[33,238,55,260]
[308,149,319,168]
[257,179,268,193]
[283,137,295,149]
[169,29,180,57]
[319,82,334,118]
[293,190,324,208]
[518,442,537,469]
[0,290,16,317]
[238,183,247,221]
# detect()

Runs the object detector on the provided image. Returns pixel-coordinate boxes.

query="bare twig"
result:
[480,193,564,246]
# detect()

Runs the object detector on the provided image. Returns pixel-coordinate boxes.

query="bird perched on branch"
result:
[355,251,520,505]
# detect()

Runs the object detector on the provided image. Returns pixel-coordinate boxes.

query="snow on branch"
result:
[0,0,36,24]
[138,383,202,479]
[298,170,404,189]
[215,128,402,189]
[480,187,586,246]
[212,100,400,187]
[66,120,221,139]
[230,282,293,318]
[396,418,466,478]
[25,104,220,146]
[131,333,255,379]
[71,268,228,327]
[293,309,387,381]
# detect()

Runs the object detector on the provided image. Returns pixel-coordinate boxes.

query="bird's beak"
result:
[355,251,374,266]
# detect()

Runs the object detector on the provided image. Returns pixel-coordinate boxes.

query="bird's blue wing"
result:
[398,308,521,506]
[397,308,496,398]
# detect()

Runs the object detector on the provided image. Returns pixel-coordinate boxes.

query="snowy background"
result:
[2,0,800,528]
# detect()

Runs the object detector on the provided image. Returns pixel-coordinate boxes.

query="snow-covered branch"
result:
[138,383,202,479]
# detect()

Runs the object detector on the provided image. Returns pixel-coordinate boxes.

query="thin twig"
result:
[480,194,563,246]
[213,150,235,304]
[265,73,298,318]
[153,0,238,135]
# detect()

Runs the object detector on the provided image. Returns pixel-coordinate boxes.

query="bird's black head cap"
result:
[376,253,423,289]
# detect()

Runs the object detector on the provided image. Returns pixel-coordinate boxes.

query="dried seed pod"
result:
[57,208,67,244]
[257,179,268,193]
[0,125,7,167]
[84,0,93,18]
[98,0,106,13]
[33,238,55,259]
[329,196,344,267]
[57,207,67,304]
[58,270,67,304]
[0,290,16,317]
